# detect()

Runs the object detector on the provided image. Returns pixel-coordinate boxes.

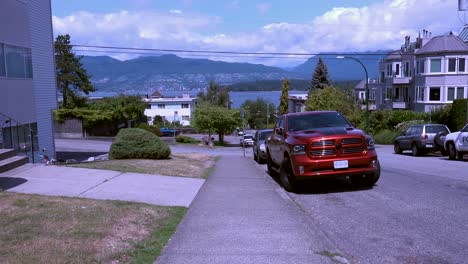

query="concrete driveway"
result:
[0,164,204,207]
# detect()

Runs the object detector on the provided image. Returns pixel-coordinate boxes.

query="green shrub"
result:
[137,123,162,137]
[109,128,171,159]
[394,120,426,132]
[176,135,200,144]
[374,129,401,145]
[368,110,429,136]
[448,99,467,131]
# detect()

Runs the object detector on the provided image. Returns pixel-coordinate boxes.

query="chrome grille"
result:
[311,140,334,147]
[311,149,336,156]
[342,138,362,145]
[342,146,365,154]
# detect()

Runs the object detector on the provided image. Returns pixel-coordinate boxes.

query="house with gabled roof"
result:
[379,31,468,112]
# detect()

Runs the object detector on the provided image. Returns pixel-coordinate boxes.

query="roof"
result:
[150,90,163,98]
[417,34,468,55]
[385,50,402,60]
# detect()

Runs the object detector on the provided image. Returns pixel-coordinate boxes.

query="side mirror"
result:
[275,127,284,135]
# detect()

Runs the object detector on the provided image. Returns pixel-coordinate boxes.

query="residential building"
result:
[288,94,308,113]
[0,0,57,162]
[144,91,197,126]
[379,31,468,112]
[353,79,384,110]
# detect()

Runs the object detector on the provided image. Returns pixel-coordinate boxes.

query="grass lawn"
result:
[0,192,186,264]
[68,153,215,179]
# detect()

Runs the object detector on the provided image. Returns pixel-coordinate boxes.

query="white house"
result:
[144,91,197,126]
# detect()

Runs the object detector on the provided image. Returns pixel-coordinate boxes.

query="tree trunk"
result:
[218,133,224,145]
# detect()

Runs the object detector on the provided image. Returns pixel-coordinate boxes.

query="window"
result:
[419,59,425,73]
[386,87,392,99]
[448,87,455,101]
[146,104,151,109]
[404,62,410,77]
[182,115,190,121]
[181,103,189,109]
[380,72,385,83]
[448,58,456,72]
[457,87,465,99]
[417,87,425,101]
[460,58,466,72]
[395,64,400,76]
[0,44,5,77]
[157,104,165,109]
[386,64,392,77]
[1,44,32,78]
[429,87,440,101]
[430,59,441,73]
[5,45,26,78]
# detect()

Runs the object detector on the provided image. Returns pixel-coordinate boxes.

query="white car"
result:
[240,134,254,147]
[444,124,468,160]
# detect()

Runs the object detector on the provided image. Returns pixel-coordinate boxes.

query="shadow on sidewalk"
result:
[0,177,27,190]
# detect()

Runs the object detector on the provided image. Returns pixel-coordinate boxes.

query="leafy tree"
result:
[278,78,289,115]
[192,104,240,144]
[88,94,147,126]
[310,57,331,90]
[240,98,275,129]
[55,34,94,108]
[198,81,231,108]
[305,86,356,116]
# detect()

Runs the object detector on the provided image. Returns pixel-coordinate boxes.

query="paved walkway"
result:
[0,164,204,207]
[155,156,344,264]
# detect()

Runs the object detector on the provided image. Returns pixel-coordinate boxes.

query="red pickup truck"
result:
[266,111,380,192]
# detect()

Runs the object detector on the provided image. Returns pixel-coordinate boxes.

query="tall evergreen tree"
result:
[55,34,94,108]
[197,81,231,108]
[278,78,290,115]
[310,58,331,90]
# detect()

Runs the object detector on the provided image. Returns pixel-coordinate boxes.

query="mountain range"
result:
[81,52,388,93]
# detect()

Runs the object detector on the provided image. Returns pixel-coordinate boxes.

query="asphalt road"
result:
[266,145,468,264]
[55,138,468,263]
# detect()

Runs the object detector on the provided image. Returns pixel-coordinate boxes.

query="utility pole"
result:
[266,103,269,128]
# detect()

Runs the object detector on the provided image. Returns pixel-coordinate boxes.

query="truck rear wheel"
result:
[267,151,278,177]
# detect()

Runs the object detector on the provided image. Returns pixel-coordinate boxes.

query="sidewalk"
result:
[1,164,204,207]
[155,156,344,264]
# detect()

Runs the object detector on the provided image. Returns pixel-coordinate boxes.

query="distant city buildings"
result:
[143,91,197,126]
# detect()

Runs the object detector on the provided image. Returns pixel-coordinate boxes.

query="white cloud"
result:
[53,0,461,66]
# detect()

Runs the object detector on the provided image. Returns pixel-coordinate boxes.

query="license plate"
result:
[426,144,433,148]
[334,160,348,169]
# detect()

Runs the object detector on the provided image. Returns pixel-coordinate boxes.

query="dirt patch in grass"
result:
[0,192,186,264]
[68,153,215,178]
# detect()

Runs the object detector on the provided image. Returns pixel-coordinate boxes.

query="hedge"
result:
[109,128,171,159]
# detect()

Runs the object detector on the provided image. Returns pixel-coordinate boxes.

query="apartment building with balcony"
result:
[144,91,197,126]
[379,31,468,112]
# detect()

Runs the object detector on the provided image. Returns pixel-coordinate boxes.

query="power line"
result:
[66,43,400,56]
[74,49,386,61]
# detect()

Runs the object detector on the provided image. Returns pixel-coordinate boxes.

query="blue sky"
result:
[51,0,459,66]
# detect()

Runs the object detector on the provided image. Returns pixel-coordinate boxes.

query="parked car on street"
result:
[253,129,273,164]
[444,123,468,160]
[265,111,380,192]
[240,134,254,147]
[393,124,450,156]
[160,127,180,137]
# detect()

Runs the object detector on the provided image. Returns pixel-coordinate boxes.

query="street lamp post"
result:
[337,56,369,134]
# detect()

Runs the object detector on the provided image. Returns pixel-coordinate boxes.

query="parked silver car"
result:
[253,129,273,164]
[394,124,450,156]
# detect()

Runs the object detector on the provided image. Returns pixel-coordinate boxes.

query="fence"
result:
[0,112,38,163]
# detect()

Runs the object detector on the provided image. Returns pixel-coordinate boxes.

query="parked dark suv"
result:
[253,129,273,164]
[266,111,380,192]
[393,124,450,156]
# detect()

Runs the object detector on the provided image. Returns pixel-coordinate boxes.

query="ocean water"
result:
[91,90,307,109]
